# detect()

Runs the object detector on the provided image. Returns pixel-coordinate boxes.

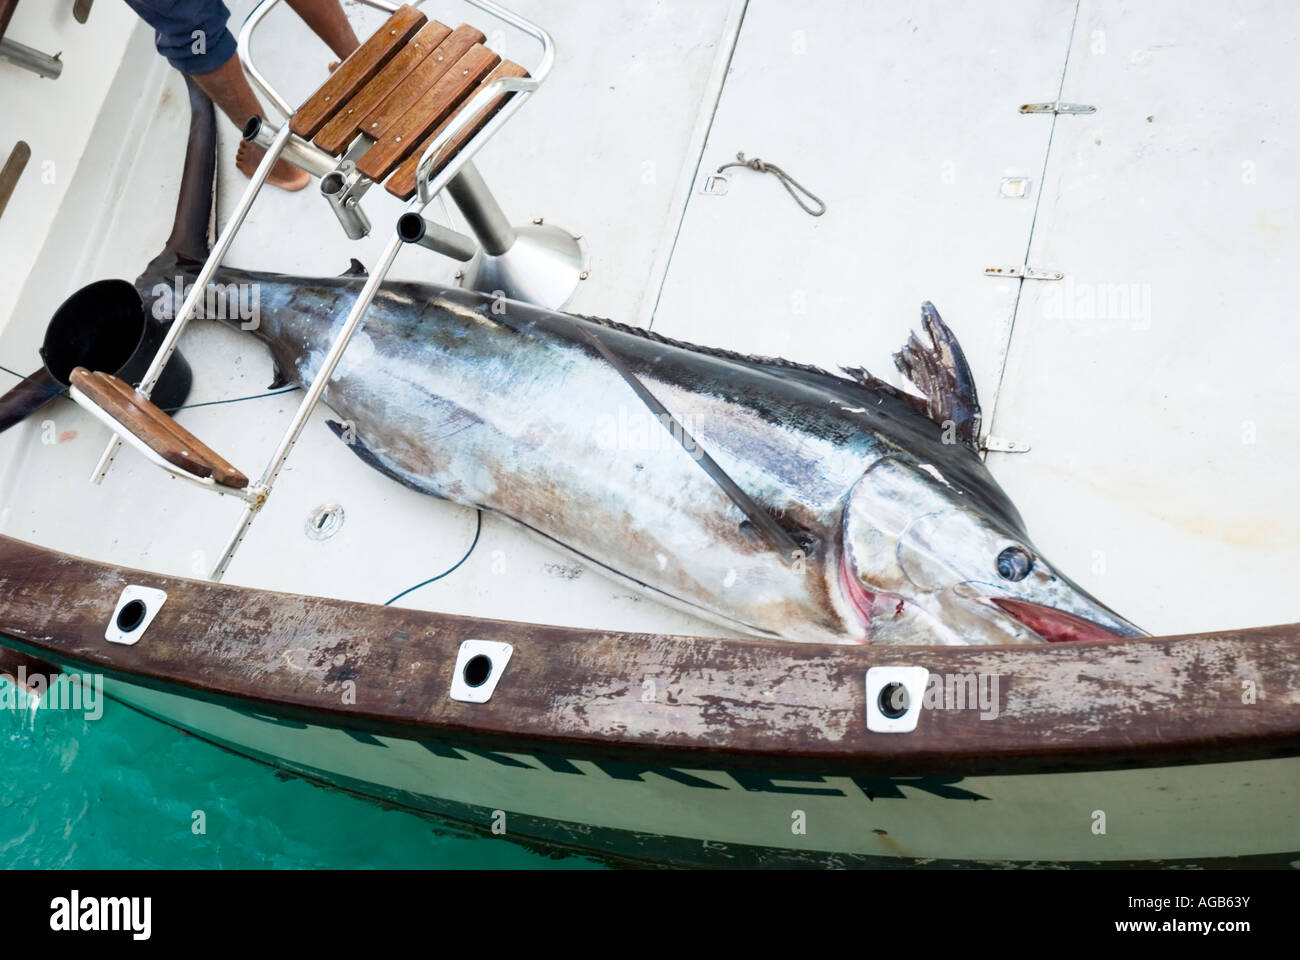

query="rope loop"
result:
[716,151,827,217]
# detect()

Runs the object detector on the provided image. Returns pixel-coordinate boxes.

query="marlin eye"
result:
[996,546,1033,581]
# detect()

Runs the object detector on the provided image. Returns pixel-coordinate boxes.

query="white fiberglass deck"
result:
[1,0,1297,641]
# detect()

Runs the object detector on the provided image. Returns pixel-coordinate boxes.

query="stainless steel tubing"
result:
[446,163,517,256]
[0,38,62,79]
[242,115,337,179]
[320,170,372,240]
[396,213,477,262]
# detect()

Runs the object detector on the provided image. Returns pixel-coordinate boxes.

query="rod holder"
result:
[242,116,337,178]
[321,170,372,241]
[396,213,477,262]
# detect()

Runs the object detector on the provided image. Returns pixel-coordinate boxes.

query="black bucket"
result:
[39,279,192,412]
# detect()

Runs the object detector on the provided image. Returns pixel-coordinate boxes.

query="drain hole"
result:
[462,654,493,688]
[305,503,345,540]
[116,599,147,633]
[877,682,910,720]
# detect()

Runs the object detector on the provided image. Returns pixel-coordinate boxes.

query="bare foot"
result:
[236,140,311,192]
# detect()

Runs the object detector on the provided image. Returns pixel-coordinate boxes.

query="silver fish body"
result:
[142,261,1143,647]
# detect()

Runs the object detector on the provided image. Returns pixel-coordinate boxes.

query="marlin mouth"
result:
[990,597,1129,643]
[840,558,1135,644]
[837,559,875,639]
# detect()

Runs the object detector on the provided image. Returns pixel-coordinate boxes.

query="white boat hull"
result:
[106,676,1300,867]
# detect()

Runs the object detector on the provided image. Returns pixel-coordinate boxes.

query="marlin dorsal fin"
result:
[567,302,982,445]
[892,302,982,450]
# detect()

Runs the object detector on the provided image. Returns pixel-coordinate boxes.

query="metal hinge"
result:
[981,436,1032,454]
[984,266,1063,281]
[1019,101,1097,115]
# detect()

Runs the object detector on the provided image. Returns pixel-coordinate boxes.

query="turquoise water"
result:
[0,678,603,869]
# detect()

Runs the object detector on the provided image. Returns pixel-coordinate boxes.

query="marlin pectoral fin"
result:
[325,420,455,501]
[892,301,982,450]
[326,420,409,483]
[325,420,368,457]
[326,419,394,480]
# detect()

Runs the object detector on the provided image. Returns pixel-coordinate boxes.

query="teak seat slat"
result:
[289,12,529,193]
[357,43,500,182]
[312,19,453,156]
[385,59,529,200]
[351,23,486,148]
[289,3,426,140]
[70,369,249,489]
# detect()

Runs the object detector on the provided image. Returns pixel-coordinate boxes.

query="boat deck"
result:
[1,0,1297,641]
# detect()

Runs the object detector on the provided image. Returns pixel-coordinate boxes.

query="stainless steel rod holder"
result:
[242,115,337,179]
[396,213,477,262]
[321,170,372,240]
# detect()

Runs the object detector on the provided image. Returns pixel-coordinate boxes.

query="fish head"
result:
[839,456,1145,645]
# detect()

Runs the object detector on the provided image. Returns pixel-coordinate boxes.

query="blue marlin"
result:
[3,79,1144,646]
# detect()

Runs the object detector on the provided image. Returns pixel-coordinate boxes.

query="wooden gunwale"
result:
[0,534,1296,777]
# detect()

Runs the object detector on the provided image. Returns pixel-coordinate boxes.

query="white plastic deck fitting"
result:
[104,585,167,646]
[449,639,514,703]
[865,665,930,734]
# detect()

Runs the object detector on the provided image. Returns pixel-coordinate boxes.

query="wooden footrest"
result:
[289,4,528,197]
[70,369,248,489]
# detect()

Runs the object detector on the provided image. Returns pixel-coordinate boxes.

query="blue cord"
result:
[5,361,483,604]
[0,363,42,384]
[164,387,298,412]
[1,361,297,411]
[384,510,483,606]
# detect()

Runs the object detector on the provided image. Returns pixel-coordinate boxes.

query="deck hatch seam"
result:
[645,0,751,333]
[983,0,1084,455]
